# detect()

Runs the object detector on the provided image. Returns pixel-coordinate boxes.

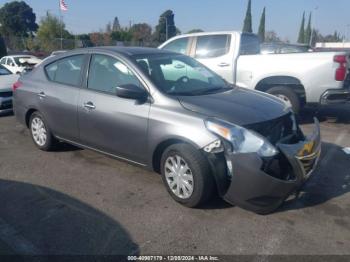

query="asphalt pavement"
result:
[0,105,349,256]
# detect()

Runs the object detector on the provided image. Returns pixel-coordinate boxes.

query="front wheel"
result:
[160,143,214,207]
[266,86,301,114]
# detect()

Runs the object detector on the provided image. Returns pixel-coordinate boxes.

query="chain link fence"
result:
[3,36,161,58]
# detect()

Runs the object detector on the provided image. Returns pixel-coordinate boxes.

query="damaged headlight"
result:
[205,119,279,157]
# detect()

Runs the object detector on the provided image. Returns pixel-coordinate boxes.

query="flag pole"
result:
[59,0,63,49]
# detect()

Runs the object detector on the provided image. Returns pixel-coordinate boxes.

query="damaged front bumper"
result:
[212,118,321,214]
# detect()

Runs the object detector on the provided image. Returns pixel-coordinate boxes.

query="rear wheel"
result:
[160,143,214,207]
[266,86,301,114]
[29,112,57,151]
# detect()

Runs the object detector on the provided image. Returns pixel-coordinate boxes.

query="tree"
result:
[106,22,112,33]
[0,34,7,58]
[0,1,38,37]
[310,29,344,46]
[154,10,177,43]
[297,12,305,43]
[110,29,132,42]
[258,7,266,42]
[305,13,312,45]
[265,31,281,42]
[76,34,93,47]
[130,23,152,44]
[37,13,72,51]
[242,0,252,33]
[112,17,121,32]
[187,29,204,33]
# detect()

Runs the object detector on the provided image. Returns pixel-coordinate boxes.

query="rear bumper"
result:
[320,88,350,105]
[217,119,321,214]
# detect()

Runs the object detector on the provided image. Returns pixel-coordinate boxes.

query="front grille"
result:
[245,113,296,145]
[299,156,318,175]
[296,144,321,177]
[0,91,13,98]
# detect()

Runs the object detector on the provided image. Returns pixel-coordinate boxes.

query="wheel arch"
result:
[25,108,38,128]
[255,76,306,104]
[151,137,202,174]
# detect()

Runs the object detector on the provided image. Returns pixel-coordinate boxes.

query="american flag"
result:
[60,0,68,11]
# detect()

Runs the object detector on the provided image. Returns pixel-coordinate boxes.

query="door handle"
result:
[83,102,96,110]
[37,92,46,99]
[218,62,230,67]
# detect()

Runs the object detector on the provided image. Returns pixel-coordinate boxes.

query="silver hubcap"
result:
[31,117,47,147]
[164,155,194,199]
[276,94,292,107]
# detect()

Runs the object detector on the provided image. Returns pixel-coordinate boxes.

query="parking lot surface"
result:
[0,106,350,256]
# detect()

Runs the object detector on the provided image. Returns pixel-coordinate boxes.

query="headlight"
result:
[205,119,278,157]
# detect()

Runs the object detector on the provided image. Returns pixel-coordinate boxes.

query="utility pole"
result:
[310,6,318,46]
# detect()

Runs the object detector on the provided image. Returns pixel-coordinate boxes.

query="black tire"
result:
[29,111,57,151]
[266,86,301,114]
[160,143,214,208]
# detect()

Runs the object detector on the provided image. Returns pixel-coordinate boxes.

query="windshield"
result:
[0,65,11,75]
[132,53,231,96]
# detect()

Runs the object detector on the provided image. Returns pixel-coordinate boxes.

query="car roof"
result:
[174,31,241,38]
[88,46,176,56]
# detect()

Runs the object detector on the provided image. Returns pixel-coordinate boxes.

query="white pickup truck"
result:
[159,31,350,113]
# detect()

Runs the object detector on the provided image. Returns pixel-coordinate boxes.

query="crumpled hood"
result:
[177,87,289,126]
[0,74,19,92]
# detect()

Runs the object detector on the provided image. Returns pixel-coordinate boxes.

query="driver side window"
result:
[87,54,142,95]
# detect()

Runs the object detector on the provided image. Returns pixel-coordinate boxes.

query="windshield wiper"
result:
[196,86,232,95]
[166,86,232,96]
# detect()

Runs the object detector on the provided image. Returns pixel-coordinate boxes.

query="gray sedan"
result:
[13,47,321,214]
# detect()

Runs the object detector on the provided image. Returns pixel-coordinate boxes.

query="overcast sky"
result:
[1,0,349,42]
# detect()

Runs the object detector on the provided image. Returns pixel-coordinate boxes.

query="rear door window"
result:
[162,37,190,55]
[45,55,84,86]
[195,35,231,58]
[240,34,261,55]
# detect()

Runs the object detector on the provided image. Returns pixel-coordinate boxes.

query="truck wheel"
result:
[266,86,301,114]
[160,143,214,208]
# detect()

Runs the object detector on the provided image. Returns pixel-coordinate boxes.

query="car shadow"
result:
[54,142,82,152]
[0,179,139,256]
[200,194,232,210]
[299,105,350,124]
[277,142,350,213]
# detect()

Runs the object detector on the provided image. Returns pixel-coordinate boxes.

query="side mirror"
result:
[115,84,148,100]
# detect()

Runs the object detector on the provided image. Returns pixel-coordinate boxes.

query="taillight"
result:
[13,81,22,91]
[334,55,347,81]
